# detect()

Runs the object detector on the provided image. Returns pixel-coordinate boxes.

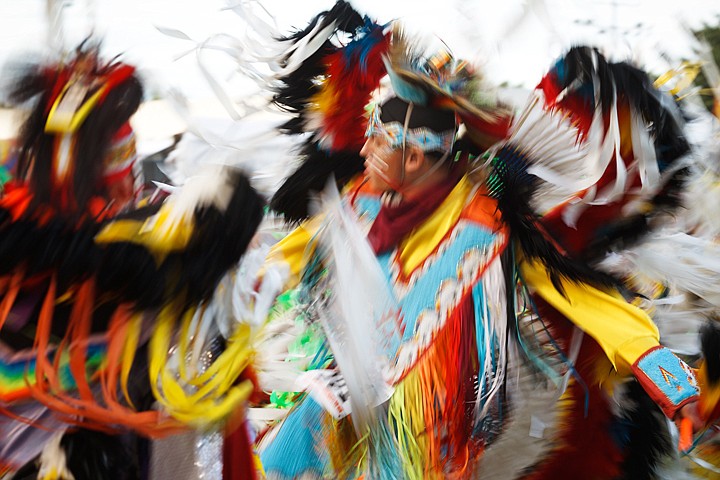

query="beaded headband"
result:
[365,103,455,154]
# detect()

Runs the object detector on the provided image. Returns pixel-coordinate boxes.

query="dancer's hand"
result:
[676,400,703,452]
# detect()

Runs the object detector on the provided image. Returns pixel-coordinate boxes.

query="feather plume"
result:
[272,0,366,136]
[269,2,390,222]
[312,179,400,476]
[531,47,691,261]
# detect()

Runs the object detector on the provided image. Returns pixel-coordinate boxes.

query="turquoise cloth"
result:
[261,397,330,478]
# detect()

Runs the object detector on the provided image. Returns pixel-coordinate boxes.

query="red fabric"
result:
[367,177,457,254]
[223,420,257,480]
[524,296,625,480]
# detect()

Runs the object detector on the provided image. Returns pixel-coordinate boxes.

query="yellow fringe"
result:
[148,302,255,426]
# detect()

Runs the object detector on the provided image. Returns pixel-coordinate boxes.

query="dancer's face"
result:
[360,134,406,192]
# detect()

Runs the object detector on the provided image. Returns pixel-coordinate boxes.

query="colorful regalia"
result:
[2,2,720,479]
[229,4,718,479]
[0,45,265,479]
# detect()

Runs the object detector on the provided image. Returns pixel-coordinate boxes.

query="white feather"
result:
[37,432,75,480]
[476,256,510,419]
[314,180,400,433]
[630,107,661,188]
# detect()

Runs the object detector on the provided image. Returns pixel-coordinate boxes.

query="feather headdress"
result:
[270,1,390,222]
[382,25,513,146]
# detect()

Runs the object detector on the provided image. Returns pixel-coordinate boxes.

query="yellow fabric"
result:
[95,205,194,262]
[263,216,323,290]
[520,257,660,375]
[397,177,474,276]
[45,83,108,134]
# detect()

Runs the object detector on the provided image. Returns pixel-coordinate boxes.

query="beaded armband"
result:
[631,346,699,419]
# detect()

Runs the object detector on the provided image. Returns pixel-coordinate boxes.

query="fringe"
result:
[386,296,482,478]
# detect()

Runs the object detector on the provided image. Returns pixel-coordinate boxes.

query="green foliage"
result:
[694,21,720,111]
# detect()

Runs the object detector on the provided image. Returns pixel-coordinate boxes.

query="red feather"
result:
[319,29,390,152]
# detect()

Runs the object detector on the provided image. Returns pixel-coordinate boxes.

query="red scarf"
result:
[367,177,458,254]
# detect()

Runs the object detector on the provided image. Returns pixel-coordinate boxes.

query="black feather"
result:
[273,1,364,135]
[701,320,720,386]
[487,147,619,294]
[276,0,363,43]
[270,141,364,222]
[170,169,265,306]
[617,381,672,480]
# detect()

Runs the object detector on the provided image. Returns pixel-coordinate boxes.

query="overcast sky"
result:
[0,0,719,100]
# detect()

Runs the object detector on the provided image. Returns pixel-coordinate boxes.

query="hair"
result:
[379,96,456,133]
